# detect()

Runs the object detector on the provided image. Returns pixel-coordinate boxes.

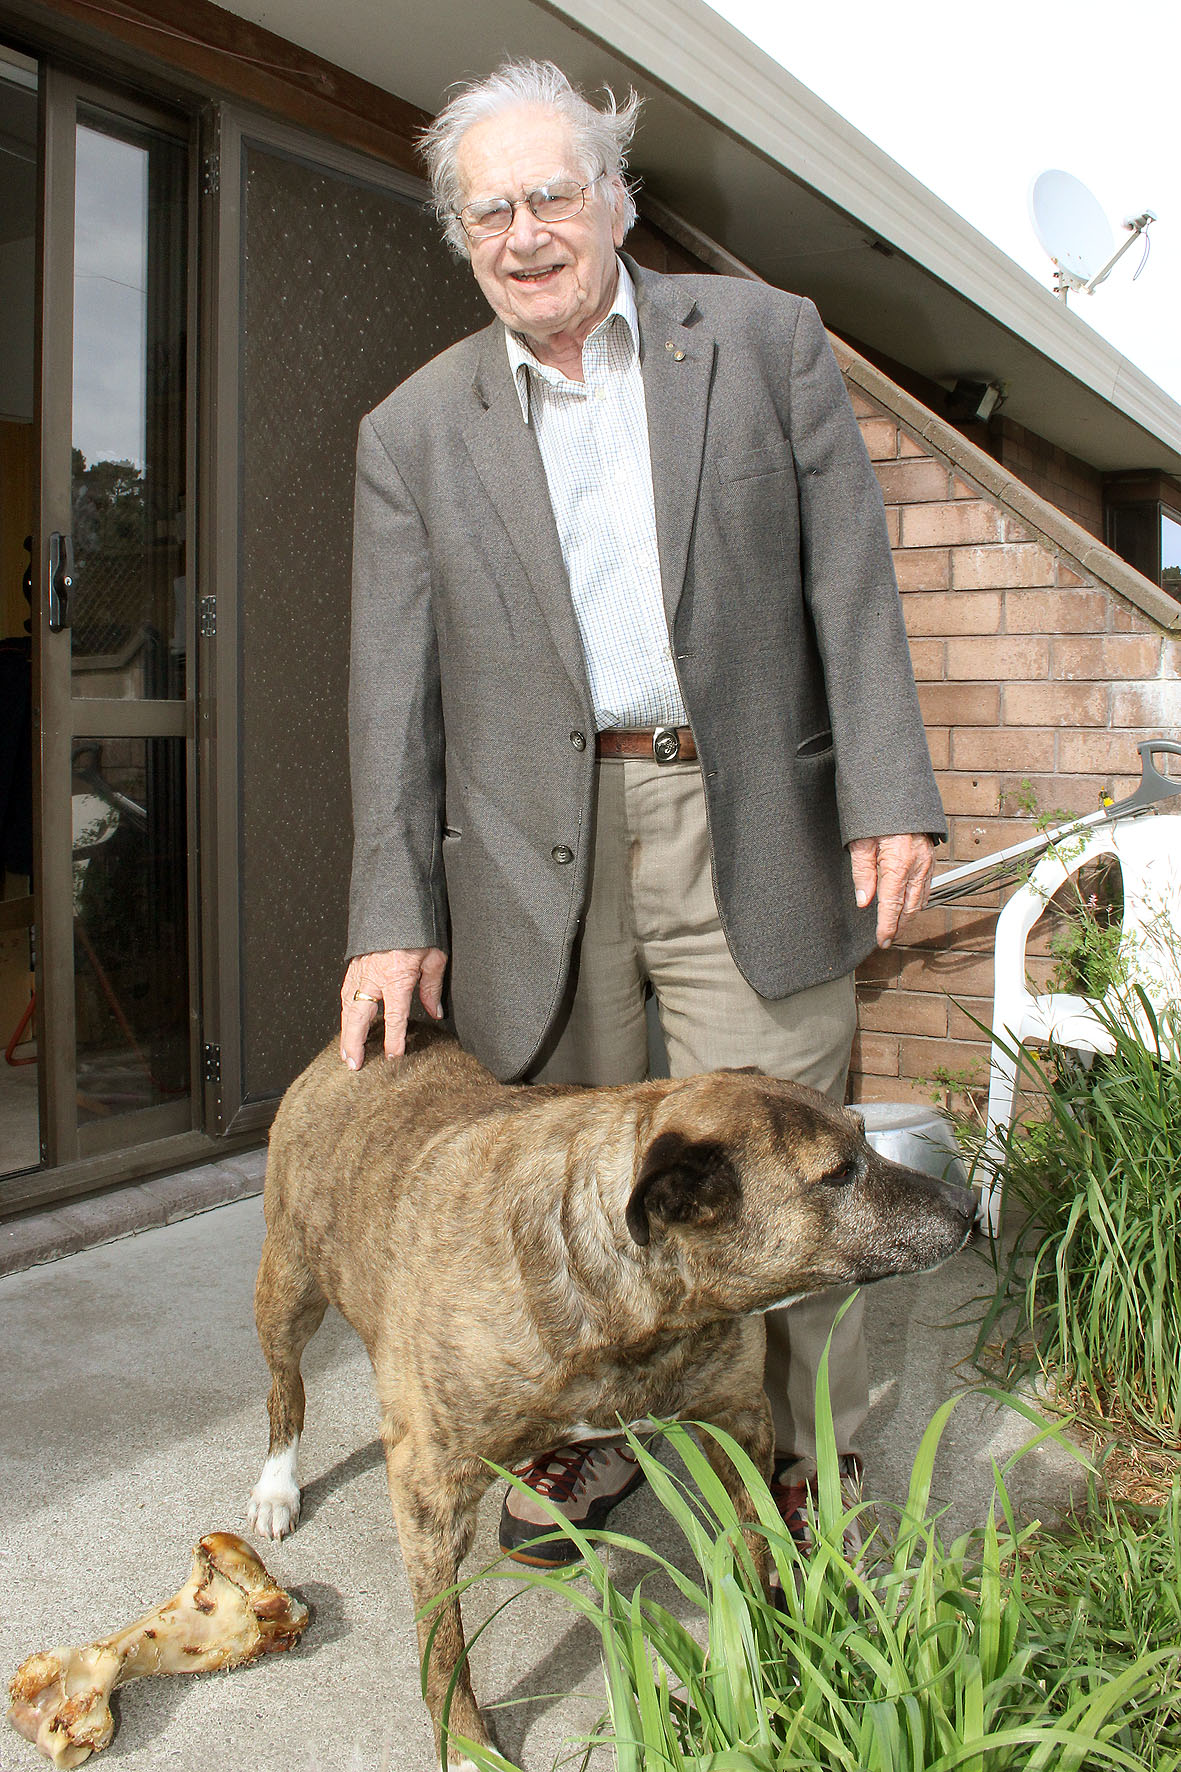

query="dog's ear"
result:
[720,1064,763,1076]
[625,1132,741,1247]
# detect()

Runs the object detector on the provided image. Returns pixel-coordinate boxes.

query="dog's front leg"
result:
[699,1395,775,1593]
[383,1433,490,1771]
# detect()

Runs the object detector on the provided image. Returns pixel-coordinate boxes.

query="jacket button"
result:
[569,730,586,751]
[551,845,574,864]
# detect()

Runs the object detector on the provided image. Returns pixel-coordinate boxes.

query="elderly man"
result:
[340,60,945,1565]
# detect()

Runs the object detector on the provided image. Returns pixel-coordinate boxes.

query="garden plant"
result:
[972,958,1181,1449]
[430,1332,1181,1770]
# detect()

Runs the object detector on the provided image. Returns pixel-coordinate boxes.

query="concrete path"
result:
[0,1192,1087,1772]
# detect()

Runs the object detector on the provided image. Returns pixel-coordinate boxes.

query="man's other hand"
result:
[339,947,448,1068]
[848,834,935,950]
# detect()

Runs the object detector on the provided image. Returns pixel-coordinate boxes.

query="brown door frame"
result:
[6,61,207,1208]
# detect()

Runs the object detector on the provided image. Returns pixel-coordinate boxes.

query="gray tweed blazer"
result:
[347,258,946,1079]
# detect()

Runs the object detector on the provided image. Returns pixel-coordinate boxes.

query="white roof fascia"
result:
[550,0,1181,458]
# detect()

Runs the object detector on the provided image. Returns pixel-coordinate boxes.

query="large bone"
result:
[7,1532,308,1768]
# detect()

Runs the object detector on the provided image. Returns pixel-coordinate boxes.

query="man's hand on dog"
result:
[848,833,935,949]
[340,947,447,1067]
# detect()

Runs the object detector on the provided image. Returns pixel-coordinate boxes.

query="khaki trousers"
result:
[530,757,866,1474]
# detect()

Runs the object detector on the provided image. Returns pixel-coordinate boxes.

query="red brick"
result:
[925,728,950,769]
[885,504,901,546]
[900,1036,988,1079]
[1004,588,1109,632]
[1110,682,1181,726]
[875,459,954,505]
[848,388,883,418]
[951,728,1055,771]
[1055,563,1087,588]
[946,636,1050,678]
[947,815,1051,862]
[948,998,997,1042]
[1057,731,1162,776]
[1001,516,1034,543]
[1051,636,1162,679]
[994,776,1106,820]
[899,432,927,458]
[902,502,1004,547]
[938,773,1003,815]
[856,945,906,985]
[905,589,1001,633]
[900,903,979,950]
[893,904,954,947]
[908,639,946,680]
[851,1031,900,1075]
[918,682,1000,724]
[858,989,948,1037]
[860,417,900,460]
[937,905,1003,951]
[900,948,997,994]
[951,544,1055,590]
[951,476,980,500]
[1111,602,1149,633]
[1002,683,1108,726]
[851,1075,942,1108]
[894,549,951,593]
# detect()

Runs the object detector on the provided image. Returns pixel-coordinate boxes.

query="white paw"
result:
[248,1441,301,1540]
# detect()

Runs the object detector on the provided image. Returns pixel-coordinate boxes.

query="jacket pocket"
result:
[796,730,834,759]
[714,447,789,484]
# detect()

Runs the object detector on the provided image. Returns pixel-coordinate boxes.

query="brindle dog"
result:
[248,1024,975,1768]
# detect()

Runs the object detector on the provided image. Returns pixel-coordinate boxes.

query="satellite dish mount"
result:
[1029,169,1156,303]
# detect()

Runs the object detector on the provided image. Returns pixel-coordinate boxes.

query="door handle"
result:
[48,532,74,632]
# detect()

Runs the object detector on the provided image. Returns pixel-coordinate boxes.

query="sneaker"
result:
[499,1441,646,1567]
[770,1453,864,1565]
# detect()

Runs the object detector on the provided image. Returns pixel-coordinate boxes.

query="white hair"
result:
[418,59,643,257]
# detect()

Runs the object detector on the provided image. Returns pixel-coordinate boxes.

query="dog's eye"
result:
[820,1161,858,1187]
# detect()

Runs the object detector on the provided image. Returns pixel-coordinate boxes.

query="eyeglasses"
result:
[456,176,600,242]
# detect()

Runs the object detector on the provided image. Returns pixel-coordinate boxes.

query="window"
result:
[1104,498,1181,598]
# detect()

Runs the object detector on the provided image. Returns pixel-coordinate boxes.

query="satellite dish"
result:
[1029,170,1114,281]
[1028,169,1156,300]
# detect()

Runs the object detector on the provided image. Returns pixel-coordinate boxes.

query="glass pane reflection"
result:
[71,113,187,698]
[1162,510,1181,595]
[72,737,189,1119]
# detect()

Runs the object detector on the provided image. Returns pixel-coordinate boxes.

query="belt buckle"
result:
[652,725,681,764]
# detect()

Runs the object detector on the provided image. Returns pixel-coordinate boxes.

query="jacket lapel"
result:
[457,265,716,691]
[459,323,591,707]
[628,258,716,629]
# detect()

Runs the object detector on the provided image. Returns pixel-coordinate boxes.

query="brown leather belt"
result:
[595,725,697,764]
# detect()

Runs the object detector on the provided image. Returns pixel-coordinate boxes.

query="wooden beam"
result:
[2,0,430,171]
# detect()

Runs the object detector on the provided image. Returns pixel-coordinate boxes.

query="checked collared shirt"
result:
[505,261,688,732]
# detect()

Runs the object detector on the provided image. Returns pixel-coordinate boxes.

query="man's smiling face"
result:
[455,105,626,370]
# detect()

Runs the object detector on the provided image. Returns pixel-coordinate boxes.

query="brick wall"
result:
[844,379,1181,1112]
[992,417,1104,539]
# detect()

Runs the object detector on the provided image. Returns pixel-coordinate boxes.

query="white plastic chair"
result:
[981,814,1181,1231]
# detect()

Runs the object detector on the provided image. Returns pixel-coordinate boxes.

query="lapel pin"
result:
[673,350,686,361]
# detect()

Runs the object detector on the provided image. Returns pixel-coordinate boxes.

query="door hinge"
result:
[198,595,217,637]
[203,1042,221,1087]
[202,151,219,197]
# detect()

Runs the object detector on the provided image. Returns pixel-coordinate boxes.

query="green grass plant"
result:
[430,1331,1180,1770]
[1015,1478,1181,1767]
[974,983,1181,1448]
